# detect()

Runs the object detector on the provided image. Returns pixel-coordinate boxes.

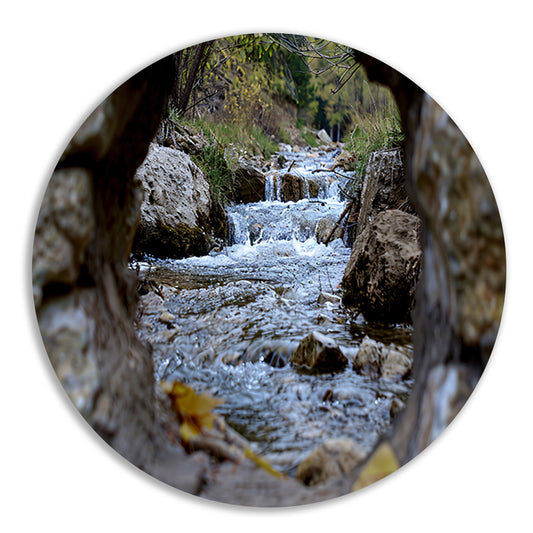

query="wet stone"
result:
[290,331,348,374]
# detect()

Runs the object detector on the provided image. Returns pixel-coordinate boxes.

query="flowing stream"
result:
[133,145,413,475]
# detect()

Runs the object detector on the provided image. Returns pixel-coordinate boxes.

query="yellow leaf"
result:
[161,381,224,442]
[352,441,400,491]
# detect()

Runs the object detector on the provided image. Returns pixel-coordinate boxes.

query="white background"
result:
[2,1,531,531]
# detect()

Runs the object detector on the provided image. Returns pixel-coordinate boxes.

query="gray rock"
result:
[317,292,341,305]
[315,217,342,244]
[317,129,333,145]
[290,331,348,373]
[32,168,95,306]
[37,289,99,416]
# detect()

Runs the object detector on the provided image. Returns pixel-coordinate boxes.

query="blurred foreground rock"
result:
[353,336,413,380]
[295,439,366,486]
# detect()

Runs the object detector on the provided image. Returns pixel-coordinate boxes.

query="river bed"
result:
[132,145,413,475]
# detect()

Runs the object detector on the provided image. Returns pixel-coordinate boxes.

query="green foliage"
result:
[285,47,314,107]
[198,142,233,201]
[299,126,318,147]
[187,117,278,204]
[199,119,278,159]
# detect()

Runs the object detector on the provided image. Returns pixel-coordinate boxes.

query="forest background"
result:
[166,33,403,201]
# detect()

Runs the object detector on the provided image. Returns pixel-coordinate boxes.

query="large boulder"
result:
[342,209,422,323]
[132,143,222,258]
[290,331,348,373]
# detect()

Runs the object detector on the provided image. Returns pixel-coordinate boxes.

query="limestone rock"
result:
[37,289,99,416]
[290,331,348,373]
[158,311,176,324]
[32,168,95,307]
[132,143,220,258]
[295,438,366,486]
[353,336,412,380]
[342,209,422,323]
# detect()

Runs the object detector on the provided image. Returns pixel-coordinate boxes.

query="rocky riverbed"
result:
[132,144,415,481]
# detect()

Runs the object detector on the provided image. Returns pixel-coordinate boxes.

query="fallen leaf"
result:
[161,381,223,442]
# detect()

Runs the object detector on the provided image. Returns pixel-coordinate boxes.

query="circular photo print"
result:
[32,33,505,507]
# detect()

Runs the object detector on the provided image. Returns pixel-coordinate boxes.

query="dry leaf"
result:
[161,381,223,442]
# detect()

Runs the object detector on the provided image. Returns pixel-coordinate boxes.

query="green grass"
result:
[344,102,404,182]
[194,119,279,159]
[196,142,233,202]
[301,129,318,148]
[183,118,279,205]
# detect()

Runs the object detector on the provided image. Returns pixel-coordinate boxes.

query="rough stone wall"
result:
[391,95,505,460]
[33,57,175,467]
[354,52,506,465]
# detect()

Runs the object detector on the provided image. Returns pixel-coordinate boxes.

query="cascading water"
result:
[133,145,413,474]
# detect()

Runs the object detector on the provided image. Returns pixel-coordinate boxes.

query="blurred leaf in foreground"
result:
[161,381,223,442]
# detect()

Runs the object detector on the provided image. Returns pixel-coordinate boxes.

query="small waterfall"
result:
[228,211,251,245]
[228,148,351,246]
[264,171,280,202]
